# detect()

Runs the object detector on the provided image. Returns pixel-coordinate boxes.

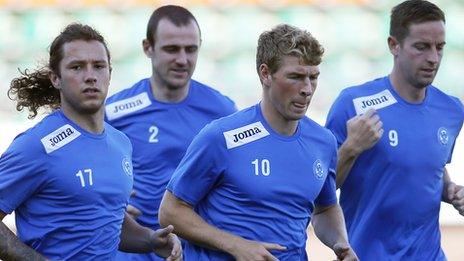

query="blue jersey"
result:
[105,78,236,261]
[167,104,337,260]
[326,76,464,260]
[0,110,133,260]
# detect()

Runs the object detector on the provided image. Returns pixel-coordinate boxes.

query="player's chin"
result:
[79,102,105,115]
[286,111,306,121]
[167,78,190,89]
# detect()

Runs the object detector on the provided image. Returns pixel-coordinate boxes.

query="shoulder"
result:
[207,106,255,131]
[428,86,464,113]
[5,111,67,157]
[106,78,149,103]
[301,117,337,145]
[192,106,255,138]
[190,80,236,108]
[331,76,394,115]
[337,77,388,100]
[104,123,132,147]
[105,79,153,121]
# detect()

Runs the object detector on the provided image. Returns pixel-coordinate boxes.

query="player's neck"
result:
[150,77,189,103]
[260,100,298,136]
[61,106,105,134]
[389,70,426,103]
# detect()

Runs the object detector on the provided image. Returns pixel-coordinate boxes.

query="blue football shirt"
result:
[105,78,236,261]
[326,76,464,260]
[168,104,338,260]
[0,110,133,260]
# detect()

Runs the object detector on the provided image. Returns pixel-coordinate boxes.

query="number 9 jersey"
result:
[326,76,464,260]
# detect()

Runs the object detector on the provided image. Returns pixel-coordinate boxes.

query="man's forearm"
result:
[119,214,154,253]
[159,191,244,254]
[311,204,349,249]
[0,222,46,261]
[336,141,361,188]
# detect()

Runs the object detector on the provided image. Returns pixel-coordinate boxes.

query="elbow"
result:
[158,191,176,228]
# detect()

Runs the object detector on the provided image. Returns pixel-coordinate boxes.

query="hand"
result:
[230,238,286,261]
[333,242,358,261]
[126,204,142,220]
[150,225,182,261]
[446,182,464,216]
[345,108,383,155]
[127,190,142,219]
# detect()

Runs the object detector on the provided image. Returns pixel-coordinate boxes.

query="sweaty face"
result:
[395,20,445,89]
[148,18,200,90]
[265,55,320,122]
[52,40,111,116]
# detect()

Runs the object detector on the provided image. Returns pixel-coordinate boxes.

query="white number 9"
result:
[388,130,398,147]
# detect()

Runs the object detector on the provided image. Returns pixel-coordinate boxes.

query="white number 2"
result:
[388,130,398,147]
[149,125,159,143]
[252,159,271,176]
[76,169,93,187]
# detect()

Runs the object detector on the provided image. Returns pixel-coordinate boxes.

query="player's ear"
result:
[142,39,154,58]
[49,70,61,90]
[259,63,272,87]
[388,36,400,56]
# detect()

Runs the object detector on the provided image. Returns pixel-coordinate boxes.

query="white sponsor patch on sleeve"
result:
[40,124,81,154]
[352,89,397,115]
[223,121,270,149]
[105,92,151,120]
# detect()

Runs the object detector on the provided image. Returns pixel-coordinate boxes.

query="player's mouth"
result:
[171,68,189,76]
[292,101,308,109]
[83,87,101,96]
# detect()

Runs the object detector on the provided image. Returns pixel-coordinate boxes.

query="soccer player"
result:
[325,0,464,259]
[0,23,181,260]
[105,5,236,261]
[158,24,358,260]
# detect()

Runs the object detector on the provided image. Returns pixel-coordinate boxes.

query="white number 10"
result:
[252,159,271,176]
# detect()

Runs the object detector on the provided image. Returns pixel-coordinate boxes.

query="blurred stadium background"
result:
[0,0,463,259]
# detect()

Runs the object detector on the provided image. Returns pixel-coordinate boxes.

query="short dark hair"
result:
[256,24,324,75]
[146,5,201,46]
[390,0,445,44]
[8,23,110,119]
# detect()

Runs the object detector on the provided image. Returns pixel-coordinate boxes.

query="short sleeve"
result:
[447,97,464,163]
[325,90,354,147]
[314,136,338,207]
[167,122,228,206]
[0,132,48,214]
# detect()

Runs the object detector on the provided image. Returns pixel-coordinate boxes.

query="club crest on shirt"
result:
[122,156,133,176]
[437,127,449,146]
[223,121,270,149]
[313,159,325,180]
[352,89,397,115]
[105,92,151,120]
[40,124,81,153]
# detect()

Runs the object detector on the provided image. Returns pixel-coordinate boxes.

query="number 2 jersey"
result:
[168,104,338,260]
[105,78,236,233]
[0,110,133,260]
[326,76,464,260]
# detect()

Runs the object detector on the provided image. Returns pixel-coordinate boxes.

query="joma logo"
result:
[223,121,270,149]
[113,99,143,113]
[352,89,397,115]
[49,128,75,147]
[361,95,388,109]
[41,124,81,153]
[233,127,262,142]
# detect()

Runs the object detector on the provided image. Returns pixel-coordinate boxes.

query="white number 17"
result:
[76,169,93,187]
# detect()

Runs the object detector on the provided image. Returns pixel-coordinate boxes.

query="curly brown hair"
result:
[7,23,110,119]
[256,24,324,76]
